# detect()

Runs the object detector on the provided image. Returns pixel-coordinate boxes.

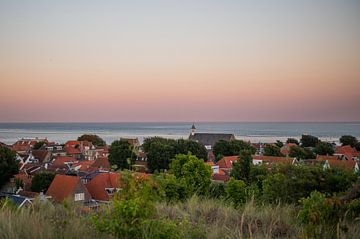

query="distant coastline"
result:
[1,122,359,145]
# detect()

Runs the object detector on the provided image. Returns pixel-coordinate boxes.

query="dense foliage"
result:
[108,140,136,170]
[286,138,299,145]
[169,153,212,197]
[213,140,255,161]
[300,134,320,147]
[0,146,19,188]
[314,141,334,156]
[340,135,358,148]
[289,145,315,159]
[143,137,207,172]
[77,134,106,146]
[31,172,55,193]
[263,144,284,157]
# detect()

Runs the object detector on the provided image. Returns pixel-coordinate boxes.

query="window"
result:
[105,188,115,195]
[74,193,84,201]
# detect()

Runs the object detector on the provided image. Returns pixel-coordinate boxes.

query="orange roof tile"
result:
[65,147,82,155]
[53,156,77,167]
[86,172,120,201]
[64,140,80,148]
[46,175,80,202]
[252,155,294,164]
[218,156,238,169]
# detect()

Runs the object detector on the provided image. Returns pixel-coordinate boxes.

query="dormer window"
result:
[105,188,115,195]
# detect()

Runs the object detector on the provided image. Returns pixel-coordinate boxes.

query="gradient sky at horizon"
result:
[1,0,360,122]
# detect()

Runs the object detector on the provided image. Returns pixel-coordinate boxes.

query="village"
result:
[1,124,359,209]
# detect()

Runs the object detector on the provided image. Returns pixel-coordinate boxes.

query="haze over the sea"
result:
[1,0,360,122]
[1,122,360,145]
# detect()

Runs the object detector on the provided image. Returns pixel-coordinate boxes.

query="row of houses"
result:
[206,145,360,183]
[0,137,144,208]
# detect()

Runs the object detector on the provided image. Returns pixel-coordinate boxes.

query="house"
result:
[12,138,48,153]
[334,145,360,161]
[316,155,359,172]
[188,124,235,159]
[40,143,66,156]
[217,156,238,172]
[65,147,83,159]
[46,175,91,203]
[86,172,120,202]
[52,156,77,167]
[280,143,298,157]
[31,150,52,163]
[211,172,230,183]
[0,193,33,208]
[251,155,296,168]
[206,161,219,174]
[64,140,81,148]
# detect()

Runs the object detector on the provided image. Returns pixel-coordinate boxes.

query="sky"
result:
[0,0,359,122]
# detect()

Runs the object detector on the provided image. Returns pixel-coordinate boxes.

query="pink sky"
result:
[1,1,359,122]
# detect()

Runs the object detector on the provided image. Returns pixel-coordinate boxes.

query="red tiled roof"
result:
[86,172,120,201]
[212,173,230,182]
[46,175,80,202]
[64,140,80,148]
[316,155,338,161]
[316,154,358,171]
[252,155,294,164]
[32,150,51,163]
[218,156,238,169]
[65,147,82,155]
[91,157,110,169]
[52,156,77,167]
[335,146,359,160]
[72,160,94,171]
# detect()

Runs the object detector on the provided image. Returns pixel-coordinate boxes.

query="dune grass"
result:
[1,196,359,238]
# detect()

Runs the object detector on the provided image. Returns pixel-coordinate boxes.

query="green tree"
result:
[286,138,299,145]
[238,150,252,182]
[314,142,334,156]
[31,172,55,193]
[300,134,320,147]
[175,139,207,160]
[275,140,284,148]
[213,140,255,159]
[143,137,208,172]
[289,145,315,159]
[109,140,135,170]
[263,144,284,157]
[355,142,360,151]
[213,140,233,157]
[33,141,46,150]
[147,142,175,173]
[0,146,19,188]
[262,172,288,203]
[77,134,106,146]
[226,178,246,207]
[340,135,358,148]
[170,153,212,196]
[230,160,242,180]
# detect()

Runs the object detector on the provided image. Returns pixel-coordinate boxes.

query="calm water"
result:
[0,122,360,145]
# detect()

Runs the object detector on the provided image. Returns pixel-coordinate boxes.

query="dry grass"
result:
[157,196,299,239]
[0,199,113,239]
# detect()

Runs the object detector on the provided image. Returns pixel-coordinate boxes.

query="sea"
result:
[0,122,360,145]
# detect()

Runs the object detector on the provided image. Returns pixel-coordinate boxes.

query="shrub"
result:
[298,191,341,236]
[226,178,247,207]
